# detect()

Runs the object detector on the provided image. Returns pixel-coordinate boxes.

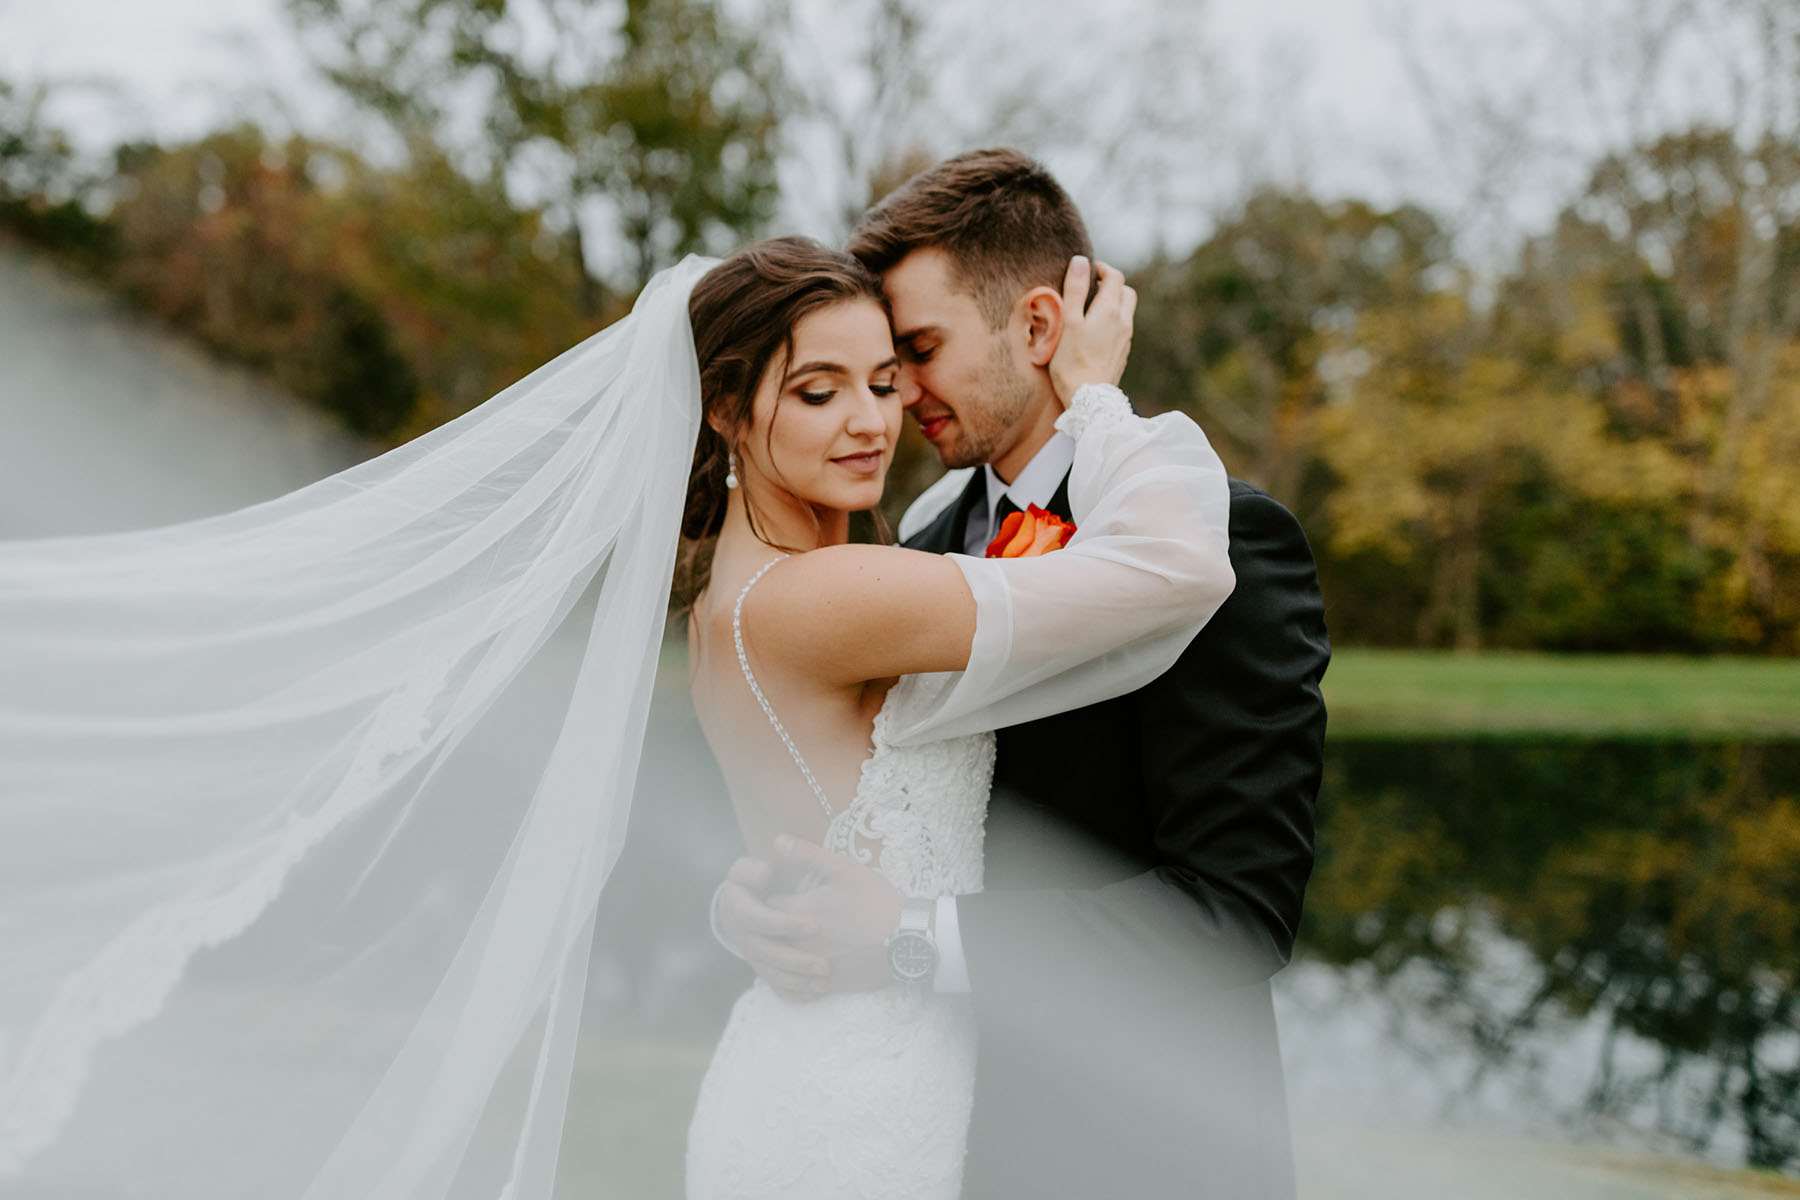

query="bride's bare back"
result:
[687,553,901,863]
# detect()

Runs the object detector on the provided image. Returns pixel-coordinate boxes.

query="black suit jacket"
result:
[904,469,1329,1199]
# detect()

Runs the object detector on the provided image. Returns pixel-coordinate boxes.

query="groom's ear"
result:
[1017,285,1065,367]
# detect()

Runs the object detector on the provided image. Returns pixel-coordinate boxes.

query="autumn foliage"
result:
[1125,148,1800,655]
[4,53,1797,652]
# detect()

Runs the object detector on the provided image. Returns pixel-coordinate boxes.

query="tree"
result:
[0,78,112,266]
[1499,126,1800,651]
[286,0,788,303]
[103,128,423,435]
[1125,191,1456,504]
[94,125,600,437]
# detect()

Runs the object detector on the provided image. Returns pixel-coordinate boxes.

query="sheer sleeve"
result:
[883,385,1234,746]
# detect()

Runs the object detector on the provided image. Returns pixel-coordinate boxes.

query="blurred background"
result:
[2,0,1798,1196]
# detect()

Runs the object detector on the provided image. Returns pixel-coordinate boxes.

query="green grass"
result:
[663,636,1799,738]
[1324,649,1800,739]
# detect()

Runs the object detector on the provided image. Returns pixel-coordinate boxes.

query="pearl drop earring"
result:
[724,450,740,490]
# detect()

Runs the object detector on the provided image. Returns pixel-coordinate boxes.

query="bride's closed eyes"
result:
[796,382,901,404]
[788,364,901,406]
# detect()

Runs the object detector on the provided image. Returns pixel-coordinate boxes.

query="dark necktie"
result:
[992,494,1021,545]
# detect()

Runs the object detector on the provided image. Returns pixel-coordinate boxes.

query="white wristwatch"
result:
[884,897,937,984]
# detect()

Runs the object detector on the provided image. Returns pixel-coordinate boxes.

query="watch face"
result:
[887,931,936,982]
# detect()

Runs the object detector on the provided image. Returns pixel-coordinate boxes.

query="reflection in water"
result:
[1302,740,1800,1172]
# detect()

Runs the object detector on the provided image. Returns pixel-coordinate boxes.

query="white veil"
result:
[0,254,715,1197]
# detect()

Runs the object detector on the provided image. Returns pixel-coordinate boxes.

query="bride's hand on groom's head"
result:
[1048,255,1136,406]
[716,855,834,1002]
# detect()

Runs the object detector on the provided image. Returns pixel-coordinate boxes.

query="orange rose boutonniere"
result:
[985,504,1077,558]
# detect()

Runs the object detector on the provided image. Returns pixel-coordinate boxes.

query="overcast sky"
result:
[0,0,1758,268]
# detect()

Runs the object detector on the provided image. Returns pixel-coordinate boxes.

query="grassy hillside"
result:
[1324,650,1800,738]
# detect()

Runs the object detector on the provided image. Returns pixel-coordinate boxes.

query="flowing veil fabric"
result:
[0,255,715,1197]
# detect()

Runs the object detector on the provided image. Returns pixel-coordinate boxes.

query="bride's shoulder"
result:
[746,544,951,610]
[733,544,973,686]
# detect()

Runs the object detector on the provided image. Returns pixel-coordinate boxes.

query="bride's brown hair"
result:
[677,237,886,607]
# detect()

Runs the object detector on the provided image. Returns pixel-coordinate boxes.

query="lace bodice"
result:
[729,556,993,899]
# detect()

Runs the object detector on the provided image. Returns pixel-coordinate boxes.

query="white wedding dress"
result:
[681,385,1239,1200]
[684,561,996,1200]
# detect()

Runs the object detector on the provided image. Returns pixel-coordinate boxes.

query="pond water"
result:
[1286,738,1799,1171]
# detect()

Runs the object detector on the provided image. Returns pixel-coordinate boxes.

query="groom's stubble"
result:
[935,334,1040,473]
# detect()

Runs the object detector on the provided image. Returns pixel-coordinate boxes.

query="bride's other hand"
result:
[716,856,834,1002]
[1048,255,1136,406]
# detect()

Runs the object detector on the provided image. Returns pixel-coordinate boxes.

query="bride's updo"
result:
[678,237,885,601]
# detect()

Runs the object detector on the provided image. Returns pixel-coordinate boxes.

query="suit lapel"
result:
[903,468,988,554]
[1043,471,1074,527]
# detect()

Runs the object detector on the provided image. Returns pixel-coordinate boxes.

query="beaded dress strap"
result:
[732,555,834,821]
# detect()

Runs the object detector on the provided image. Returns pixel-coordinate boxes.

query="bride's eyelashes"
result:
[794,382,900,405]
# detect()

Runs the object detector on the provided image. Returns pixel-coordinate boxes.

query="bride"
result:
[0,236,1229,1198]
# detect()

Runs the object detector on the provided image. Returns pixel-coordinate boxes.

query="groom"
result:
[713,149,1329,1198]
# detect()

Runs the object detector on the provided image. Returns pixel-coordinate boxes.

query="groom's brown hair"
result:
[848,148,1094,329]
